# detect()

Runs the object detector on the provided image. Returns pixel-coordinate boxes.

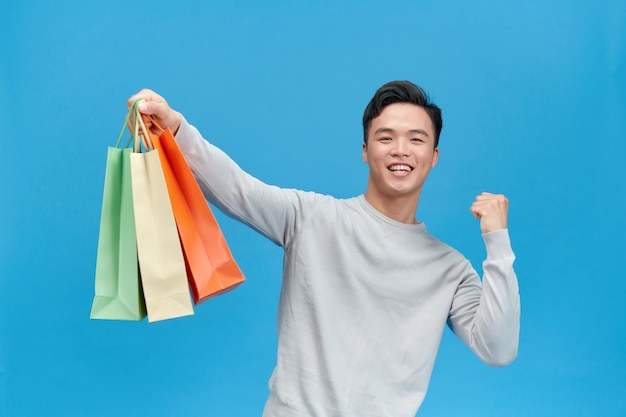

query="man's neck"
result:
[363,191,420,224]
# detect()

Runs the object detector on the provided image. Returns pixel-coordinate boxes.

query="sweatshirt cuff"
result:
[173,116,197,153]
[482,229,515,260]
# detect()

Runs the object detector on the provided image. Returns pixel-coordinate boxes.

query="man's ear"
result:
[431,147,440,168]
[362,142,368,163]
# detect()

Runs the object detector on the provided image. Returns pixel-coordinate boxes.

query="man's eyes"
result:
[377,137,425,142]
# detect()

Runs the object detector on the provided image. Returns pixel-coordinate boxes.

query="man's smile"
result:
[388,163,413,172]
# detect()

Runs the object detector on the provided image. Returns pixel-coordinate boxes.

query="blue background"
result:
[2,1,625,416]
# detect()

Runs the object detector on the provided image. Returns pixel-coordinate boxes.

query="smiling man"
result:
[129,80,520,417]
[362,101,440,223]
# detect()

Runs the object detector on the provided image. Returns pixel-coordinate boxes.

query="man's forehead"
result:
[371,106,434,134]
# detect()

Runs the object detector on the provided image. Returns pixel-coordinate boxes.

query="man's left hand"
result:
[470,192,509,234]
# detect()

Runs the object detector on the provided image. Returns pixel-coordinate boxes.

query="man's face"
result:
[362,103,439,204]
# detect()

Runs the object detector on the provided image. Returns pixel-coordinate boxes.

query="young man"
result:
[129,81,520,416]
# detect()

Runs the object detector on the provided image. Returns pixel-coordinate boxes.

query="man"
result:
[129,81,520,416]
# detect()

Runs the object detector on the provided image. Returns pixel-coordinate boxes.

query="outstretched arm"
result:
[125,89,326,248]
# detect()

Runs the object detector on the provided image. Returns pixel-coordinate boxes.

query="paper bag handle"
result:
[130,100,155,153]
[115,99,144,149]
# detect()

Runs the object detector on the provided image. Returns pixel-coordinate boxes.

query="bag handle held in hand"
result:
[133,100,154,153]
[143,114,165,135]
[115,99,144,149]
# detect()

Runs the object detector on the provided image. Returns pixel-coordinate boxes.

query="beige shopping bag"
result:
[129,105,194,322]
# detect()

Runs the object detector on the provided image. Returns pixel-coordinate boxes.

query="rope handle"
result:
[143,114,165,135]
[114,99,140,148]
[113,99,168,152]
[135,107,154,152]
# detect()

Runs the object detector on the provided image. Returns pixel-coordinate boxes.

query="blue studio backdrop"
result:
[1,1,625,416]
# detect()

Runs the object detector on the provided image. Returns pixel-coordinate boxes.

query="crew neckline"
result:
[357,195,426,230]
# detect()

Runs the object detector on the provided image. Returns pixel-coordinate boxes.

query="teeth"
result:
[389,164,412,172]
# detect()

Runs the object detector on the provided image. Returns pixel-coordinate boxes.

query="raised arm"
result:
[447,192,521,366]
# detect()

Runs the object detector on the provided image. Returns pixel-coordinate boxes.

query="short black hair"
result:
[362,80,442,147]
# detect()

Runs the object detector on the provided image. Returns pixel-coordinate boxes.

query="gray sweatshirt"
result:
[175,119,520,417]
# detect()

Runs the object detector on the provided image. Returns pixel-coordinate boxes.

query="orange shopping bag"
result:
[141,115,246,304]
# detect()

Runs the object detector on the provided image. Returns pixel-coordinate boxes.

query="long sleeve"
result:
[447,229,520,366]
[174,118,326,248]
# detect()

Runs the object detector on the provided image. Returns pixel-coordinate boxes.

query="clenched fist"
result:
[470,192,509,234]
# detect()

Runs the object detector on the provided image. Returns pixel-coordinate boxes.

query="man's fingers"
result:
[470,203,486,218]
[470,192,509,233]
[125,89,182,133]
[470,193,508,217]
[474,193,508,207]
[474,192,503,201]
[127,89,150,107]
[137,100,159,115]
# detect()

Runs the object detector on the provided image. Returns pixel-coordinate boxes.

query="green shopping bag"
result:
[90,104,146,321]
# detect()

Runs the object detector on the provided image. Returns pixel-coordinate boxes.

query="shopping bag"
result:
[90,109,146,321]
[130,108,194,322]
[142,115,246,304]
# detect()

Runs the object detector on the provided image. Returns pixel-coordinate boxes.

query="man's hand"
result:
[127,89,183,135]
[470,192,509,234]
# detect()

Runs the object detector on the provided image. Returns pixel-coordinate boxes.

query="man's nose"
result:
[391,139,409,156]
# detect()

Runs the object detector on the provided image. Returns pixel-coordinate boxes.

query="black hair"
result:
[362,80,442,147]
